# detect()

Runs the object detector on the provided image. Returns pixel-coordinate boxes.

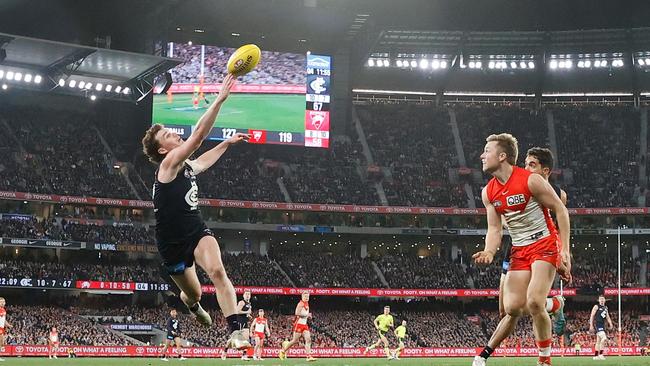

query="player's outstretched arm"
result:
[528,174,571,283]
[473,188,502,265]
[162,74,236,171]
[189,132,249,174]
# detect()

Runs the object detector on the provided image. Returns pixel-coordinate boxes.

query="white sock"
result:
[545,298,554,312]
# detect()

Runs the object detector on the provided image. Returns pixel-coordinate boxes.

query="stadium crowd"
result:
[6,305,134,346]
[170,44,305,85]
[0,106,136,199]
[0,216,645,289]
[273,251,383,288]
[357,104,468,207]
[5,303,645,349]
[1,102,646,209]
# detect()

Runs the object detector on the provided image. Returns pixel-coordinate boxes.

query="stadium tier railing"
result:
[0,345,645,358]
[1,279,649,297]
[1,190,648,216]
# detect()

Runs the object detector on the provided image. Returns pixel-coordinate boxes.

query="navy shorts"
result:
[158,226,215,275]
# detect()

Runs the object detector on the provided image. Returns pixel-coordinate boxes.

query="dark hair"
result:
[142,124,165,163]
[527,147,554,170]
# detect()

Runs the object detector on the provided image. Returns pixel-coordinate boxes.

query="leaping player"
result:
[251,309,271,361]
[475,147,569,365]
[141,73,251,347]
[472,134,571,366]
[590,295,613,361]
[278,292,316,362]
[48,327,60,359]
[363,306,394,360]
[0,297,11,362]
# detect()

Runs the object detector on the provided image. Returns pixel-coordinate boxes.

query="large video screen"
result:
[153,43,331,148]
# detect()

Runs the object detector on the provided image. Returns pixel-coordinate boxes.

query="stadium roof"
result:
[0,32,180,102]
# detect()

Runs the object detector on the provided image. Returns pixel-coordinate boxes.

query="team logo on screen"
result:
[310,112,325,129]
[310,77,327,94]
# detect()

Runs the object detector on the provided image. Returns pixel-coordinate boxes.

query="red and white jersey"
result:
[253,317,268,333]
[295,300,309,325]
[49,331,59,343]
[0,307,6,328]
[486,167,557,246]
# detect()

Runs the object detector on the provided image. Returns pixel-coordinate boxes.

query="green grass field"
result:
[153,94,306,133]
[4,357,649,366]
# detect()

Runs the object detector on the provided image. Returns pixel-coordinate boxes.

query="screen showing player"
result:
[153,43,331,148]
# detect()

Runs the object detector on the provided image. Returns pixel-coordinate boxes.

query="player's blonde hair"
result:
[486,133,519,166]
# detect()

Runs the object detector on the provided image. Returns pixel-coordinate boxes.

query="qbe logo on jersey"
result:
[506,194,526,206]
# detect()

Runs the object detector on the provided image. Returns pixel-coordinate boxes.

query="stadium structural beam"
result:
[435,33,466,106]
[349,21,383,81]
[128,59,180,103]
[534,32,551,110]
[45,49,96,75]
[624,29,641,108]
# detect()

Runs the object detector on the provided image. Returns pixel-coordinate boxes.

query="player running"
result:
[221,290,254,360]
[161,309,187,361]
[392,320,407,360]
[590,295,613,361]
[363,306,395,360]
[141,73,251,347]
[473,134,571,366]
[251,309,271,361]
[475,147,569,365]
[278,292,316,362]
[0,297,11,362]
[48,327,60,359]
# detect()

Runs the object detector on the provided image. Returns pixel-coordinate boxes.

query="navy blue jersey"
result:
[154,163,204,244]
[595,305,608,329]
[237,299,252,329]
[167,318,180,337]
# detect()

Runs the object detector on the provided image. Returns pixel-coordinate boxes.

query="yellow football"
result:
[227,44,261,76]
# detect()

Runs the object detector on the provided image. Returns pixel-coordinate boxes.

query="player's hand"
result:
[472,250,494,265]
[557,250,572,284]
[225,133,250,145]
[216,73,236,104]
[589,325,595,333]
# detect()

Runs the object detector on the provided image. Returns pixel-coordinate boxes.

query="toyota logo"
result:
[15,346,23,353]
[136,347,144,354]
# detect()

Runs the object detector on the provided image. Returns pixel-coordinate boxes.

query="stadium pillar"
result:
[260,240,268,256]
[360,243,367,258]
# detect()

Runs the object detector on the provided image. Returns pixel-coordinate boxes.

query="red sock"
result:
[550,297,561,313]
[537,338,552,365]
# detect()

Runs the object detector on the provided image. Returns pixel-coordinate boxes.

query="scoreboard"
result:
[153,45,332,148]
[303,54,331,148]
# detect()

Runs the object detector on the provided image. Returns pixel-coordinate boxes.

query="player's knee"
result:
[526,297,545,315]
[206,264,228,282]
[182,290,201,304]
[504,303,523,317]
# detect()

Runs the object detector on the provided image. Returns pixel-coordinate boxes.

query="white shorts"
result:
[596,331,607,340]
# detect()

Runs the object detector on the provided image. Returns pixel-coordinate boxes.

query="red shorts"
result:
[0,328,5,335]
[510,235,559,271]
[254,332,265,340]
[293,323,309,334]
